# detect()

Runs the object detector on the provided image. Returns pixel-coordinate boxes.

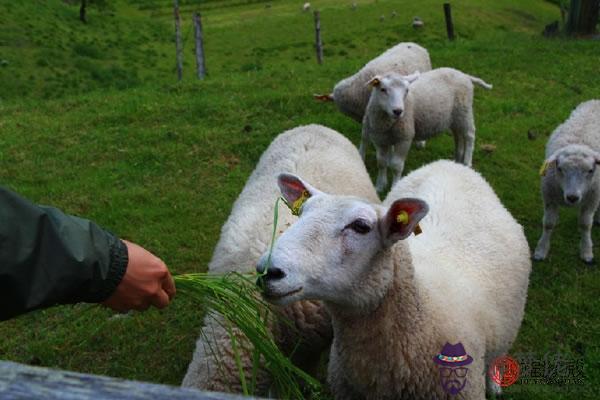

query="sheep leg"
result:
[414,140,426,149]
[463,124,476,167]
[375,145,390,193]
[486,373,502,398]
[389,139,412,185]
[453,129,466,164]
[594,202,600,226]
[358,124,369,161]
[578,205,595,264]
[533,204,559,261]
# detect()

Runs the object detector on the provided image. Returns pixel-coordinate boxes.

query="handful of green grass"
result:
[174,197,321,397]
[175,272,320,397]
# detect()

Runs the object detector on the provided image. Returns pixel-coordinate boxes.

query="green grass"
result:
[0,0,599,398]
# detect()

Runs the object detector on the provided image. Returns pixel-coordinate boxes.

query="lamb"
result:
[534,100,600,264]
[257,160,531,399]
[182,124,379,394]
[360,67,492,192]
[314,42,432,123]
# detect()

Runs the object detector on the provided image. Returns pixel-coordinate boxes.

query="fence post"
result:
[193,12,207,79]
[443,3,455,41]
[314,10,323,64]
[173,0,183,81]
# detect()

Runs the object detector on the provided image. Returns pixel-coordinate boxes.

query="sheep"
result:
[314,42,432,123]
[182,124,379,394]
[257,160,531,399]
[303,2,311,12]
[412,16,424,28]
[534,100,600,264]
[360,67,493,193]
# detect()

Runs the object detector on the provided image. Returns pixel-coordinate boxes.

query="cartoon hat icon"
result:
[433,342,473,367]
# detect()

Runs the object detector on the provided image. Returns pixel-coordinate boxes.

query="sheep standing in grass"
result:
[361,67,492,192]
[182,124,379,393]
[534,100,600,264]
[314,42,431,123]
[257,160,531,399]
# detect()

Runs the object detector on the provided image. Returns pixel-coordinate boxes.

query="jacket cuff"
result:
[96,239,129,302]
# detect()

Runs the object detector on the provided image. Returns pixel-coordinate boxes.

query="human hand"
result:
[102,240,176,312]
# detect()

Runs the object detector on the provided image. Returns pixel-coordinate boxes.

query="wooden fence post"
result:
[443,3,455,41]
[193,12,207,79]
[174,0,183,81]
[314,10,323,64]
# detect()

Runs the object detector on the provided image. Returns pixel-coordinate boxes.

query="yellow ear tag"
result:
[287,190,310,216]
[396,210,423,235]
[539,161,549,176]
[397,210,409,225]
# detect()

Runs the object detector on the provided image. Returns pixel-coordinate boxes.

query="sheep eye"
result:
[348,219,371,234]
[588,169,594,174]
[380,88,387,93]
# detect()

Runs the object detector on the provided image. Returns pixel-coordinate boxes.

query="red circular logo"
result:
[488,355,520,387]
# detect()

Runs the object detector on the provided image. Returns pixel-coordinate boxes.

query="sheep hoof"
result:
[532,253,546,262]
[582,257,595,266]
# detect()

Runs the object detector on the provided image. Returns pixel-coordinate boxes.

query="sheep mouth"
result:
[262,287,303,301]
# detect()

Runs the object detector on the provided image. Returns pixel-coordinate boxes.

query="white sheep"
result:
[182,124,379,393]
[303,2,311,12]
[360,67,492,192]
[412,16,424,28]
[314,42,432,123]
[257,160,531,399]
[534,100,600,264]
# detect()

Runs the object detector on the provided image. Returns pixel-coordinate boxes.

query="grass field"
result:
[0,0,599,398]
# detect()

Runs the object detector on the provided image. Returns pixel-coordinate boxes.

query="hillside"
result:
[0,0,599,398]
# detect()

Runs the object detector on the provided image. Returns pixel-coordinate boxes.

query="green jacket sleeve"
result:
[0,186,129,320]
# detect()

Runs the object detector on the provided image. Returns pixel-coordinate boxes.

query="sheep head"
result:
[367,72,420,119]
[543,144,600,205]
[256,173,428,308]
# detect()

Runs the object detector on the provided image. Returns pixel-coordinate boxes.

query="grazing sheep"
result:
[534,100,600,264]
[182,124,379,393]
[303,2,311,12]
[257,160,531,399]
[413,16,424,28]
[360,67,492,192]
[314,42,432,123]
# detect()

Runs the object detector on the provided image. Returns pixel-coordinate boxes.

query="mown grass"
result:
[0,0,599,398]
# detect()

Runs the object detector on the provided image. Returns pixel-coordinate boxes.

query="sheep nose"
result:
[566,194,580,204]
[263,266,286,281]
[256,258,286,288]
[393,108,403,117]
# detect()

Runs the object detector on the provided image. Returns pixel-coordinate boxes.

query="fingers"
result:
[162,271,176,300]
[150,289,171,309]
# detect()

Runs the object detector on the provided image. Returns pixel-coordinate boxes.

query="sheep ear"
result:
[539,160,556,176]
[278,174,322,216]
[381,198,429,246]
[366,76,381,88]
[403,71,420,84]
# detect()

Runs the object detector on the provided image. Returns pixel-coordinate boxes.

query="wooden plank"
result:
[314,10,323,64]
[174,0,183,81]
[443,3,455,41]
[0,361,263,400]
[193,12,207,79]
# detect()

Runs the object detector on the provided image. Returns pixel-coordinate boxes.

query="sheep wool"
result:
[329,42,432,122]
[258,160,531,399]
[182,124,379,393]
[534,100,600,263]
